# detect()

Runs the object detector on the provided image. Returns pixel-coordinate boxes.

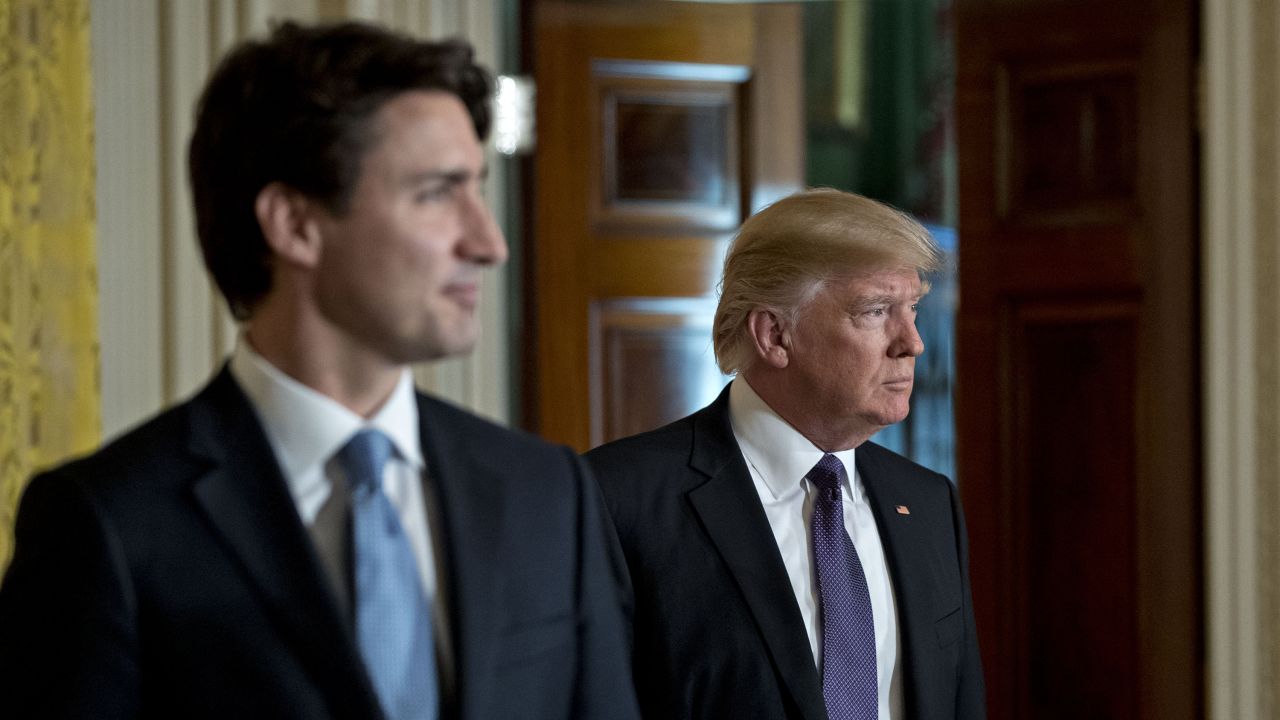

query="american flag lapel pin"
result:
[895,505,911,515]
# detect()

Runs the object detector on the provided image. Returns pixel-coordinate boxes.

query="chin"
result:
[408,319,480,359]
[440,330,479,358]
[875,407,911,428]
[384,333,475,365]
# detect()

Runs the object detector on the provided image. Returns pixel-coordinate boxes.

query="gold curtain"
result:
[0,0,98,571]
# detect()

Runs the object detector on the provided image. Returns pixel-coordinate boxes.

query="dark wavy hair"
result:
[188,21,492,320]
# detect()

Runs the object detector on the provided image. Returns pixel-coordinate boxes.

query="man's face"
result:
[310,90,506,364]
[785,268,925,444]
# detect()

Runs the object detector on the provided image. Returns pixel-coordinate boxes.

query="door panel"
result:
[531,1,803,450]
[591,297,724,445]
[955,1,1200,718]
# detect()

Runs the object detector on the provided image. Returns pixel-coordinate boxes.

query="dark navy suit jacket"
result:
[585,385,985,720]
[0,367,639,720]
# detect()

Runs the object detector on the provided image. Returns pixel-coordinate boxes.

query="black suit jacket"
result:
[585,385,985,720]
[0,368,639,720]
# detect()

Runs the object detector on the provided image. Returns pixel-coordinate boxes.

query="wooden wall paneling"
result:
[1132,4,1199,719]
[533,4,598,447]
[589,298,726,447]
[957,1,1198,718]
[996,59,1139,226]
[592,67,745,234]
[1008,298,1142,719]
[745,3,804,213]
[532,1,806,450]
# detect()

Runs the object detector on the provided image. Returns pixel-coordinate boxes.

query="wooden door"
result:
[529,0,803,451]
[955,1,1200,718]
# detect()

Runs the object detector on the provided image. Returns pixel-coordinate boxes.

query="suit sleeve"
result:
[0,471,140,718]
[948,478,988,720]
[566,449,641,720]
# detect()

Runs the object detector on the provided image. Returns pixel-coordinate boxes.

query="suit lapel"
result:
[187,368,381,718]
[855,443,930,719]
[417,395,504,715]
[686,390,829,720]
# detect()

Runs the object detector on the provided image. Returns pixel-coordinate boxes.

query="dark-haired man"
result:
[0,21,638,720]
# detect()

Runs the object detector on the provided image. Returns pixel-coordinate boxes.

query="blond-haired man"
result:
[587,189,986,720]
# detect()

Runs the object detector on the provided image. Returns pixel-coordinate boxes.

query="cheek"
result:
[370,234,439,287]
[400,227,456,271]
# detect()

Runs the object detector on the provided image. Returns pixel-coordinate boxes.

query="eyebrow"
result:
[850,295,897,311]
[399,164,489,187]
[854,287,928,305]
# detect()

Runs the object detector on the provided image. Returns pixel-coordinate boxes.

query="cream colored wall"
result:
[92,0,510,441]
[1204,0,1280,717]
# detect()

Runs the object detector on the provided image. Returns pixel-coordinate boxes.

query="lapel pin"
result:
[895,505,910,515]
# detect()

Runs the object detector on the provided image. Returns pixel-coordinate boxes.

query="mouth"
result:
[443,281,480,310]
[883,377,914,389]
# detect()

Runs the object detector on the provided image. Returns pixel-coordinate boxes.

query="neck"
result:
[245,297,402,419]
[740,366,877,452]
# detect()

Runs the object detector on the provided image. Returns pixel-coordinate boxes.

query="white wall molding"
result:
[92,0,166,440]
[1203,0,1280,716]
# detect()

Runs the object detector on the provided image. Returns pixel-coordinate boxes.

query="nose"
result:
[459,188,509,267]
[890,315,925,358]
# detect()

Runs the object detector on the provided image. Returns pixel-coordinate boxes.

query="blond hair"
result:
[712,188,942,375]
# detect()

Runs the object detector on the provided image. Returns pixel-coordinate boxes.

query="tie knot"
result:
[338,429,395,494]
[808,453,846,493]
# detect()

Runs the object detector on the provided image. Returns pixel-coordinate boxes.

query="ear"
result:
[746,307,791,369]
[254,182,323,269]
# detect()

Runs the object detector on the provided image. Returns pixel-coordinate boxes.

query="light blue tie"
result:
[339,429,438,720]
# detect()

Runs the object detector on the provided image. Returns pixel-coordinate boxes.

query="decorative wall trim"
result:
[1255,0,1280,708]
[1203,0,1280,716]
[92,0,165,439]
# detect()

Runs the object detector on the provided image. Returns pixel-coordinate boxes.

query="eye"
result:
[414,185,450,203]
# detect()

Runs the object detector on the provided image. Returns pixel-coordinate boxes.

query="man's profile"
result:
[587,188,985,720]
[0,21,638,720]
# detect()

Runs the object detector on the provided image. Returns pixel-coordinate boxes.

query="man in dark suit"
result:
[587,189,985,720]
[0,21,638,720]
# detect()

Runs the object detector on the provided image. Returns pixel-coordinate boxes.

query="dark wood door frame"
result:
[956,1,1202,718]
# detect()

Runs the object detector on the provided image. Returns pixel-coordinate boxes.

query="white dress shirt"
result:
[728,377,903,719]
[228,340,439,606]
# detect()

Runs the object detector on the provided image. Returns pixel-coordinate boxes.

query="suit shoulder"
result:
[582,413,717,516]
[30,368,260,504]
[858,441,952,489]
[15,394,217,544]
[417,392,571,463]
[584,413,696,473]
[44,399,200,484]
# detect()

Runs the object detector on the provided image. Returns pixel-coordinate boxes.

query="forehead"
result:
[826,268,923,300]
[362,90,481,167]
[375,90,469,127]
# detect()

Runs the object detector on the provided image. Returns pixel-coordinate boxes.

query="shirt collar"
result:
[229,338,425,484]
[727,377,857,502]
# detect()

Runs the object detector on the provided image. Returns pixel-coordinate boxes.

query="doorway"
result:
[523,1,1202,718]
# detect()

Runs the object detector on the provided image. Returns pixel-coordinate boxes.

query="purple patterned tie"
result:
[809,453,878,720]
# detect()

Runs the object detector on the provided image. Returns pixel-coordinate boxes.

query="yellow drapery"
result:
[0,0,98,571]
